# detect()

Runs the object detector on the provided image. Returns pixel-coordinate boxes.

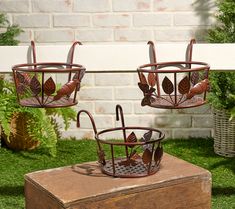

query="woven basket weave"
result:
[2,112,39,151]
[213,109,235,157]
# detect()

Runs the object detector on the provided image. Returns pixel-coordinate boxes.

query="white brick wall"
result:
[0,0,216,44]
[1,0,215,139]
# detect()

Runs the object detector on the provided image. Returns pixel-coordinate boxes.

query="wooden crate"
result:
[25,153,211,209]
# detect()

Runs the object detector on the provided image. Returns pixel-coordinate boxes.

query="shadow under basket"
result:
[137,61,210,109]
[12,62,86,108]
[95,127,164,178]
[213,109,235,157]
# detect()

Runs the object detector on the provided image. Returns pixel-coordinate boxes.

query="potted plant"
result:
[207,0,235,157]
[0,14,76,156]
[0,77,76,156]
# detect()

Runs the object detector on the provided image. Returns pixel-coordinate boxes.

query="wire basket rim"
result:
[12,62,85,73]
[137,61,210,73]
[95,126,165,146]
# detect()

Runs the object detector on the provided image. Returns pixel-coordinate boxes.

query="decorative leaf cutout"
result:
[178,76,190,95]
[162,76,174,95]
[73,72,79,80]
[44,77,56,96]
[142,149,152,164]
[126,132,137,148]
[191,71,199,85]
[154,145,163,166]
[53,80,77,101]
[148,73,156,87]
[139,72,147,84]
[17,83,26,95]
[30,76,41,96]
[140,130,152,142]
[79,69,86,81]
[138,82,149,94]
[16,72,25,84]
[141,96,151,106]
[118,159,137,167]
[23,73,31,85]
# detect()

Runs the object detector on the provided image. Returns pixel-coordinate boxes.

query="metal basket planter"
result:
[12,41,85,108]
[137,40,210,109]
[12,62,85,108]
[213,109,235,157]
[77,105,165,178]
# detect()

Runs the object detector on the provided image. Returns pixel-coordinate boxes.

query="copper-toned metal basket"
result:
[137,40,210,109]
[77,105,165,178]
[12,62,85,108]
[12,41,85,108]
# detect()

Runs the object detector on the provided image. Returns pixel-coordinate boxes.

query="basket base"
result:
[19,96,77,108]
[101,158,160,178]
[148,95,205,109]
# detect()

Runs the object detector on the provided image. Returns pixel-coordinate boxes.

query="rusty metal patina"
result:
[137,39,210,109]
[12,41,85,108]
[77,105,165,178]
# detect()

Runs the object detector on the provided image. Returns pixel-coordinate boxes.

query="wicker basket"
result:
[2,112,39,150]
[213,109,235,157]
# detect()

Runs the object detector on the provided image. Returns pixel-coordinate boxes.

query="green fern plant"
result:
[0,13,22,45]
[207,0,235,120]
[0,77,76,156]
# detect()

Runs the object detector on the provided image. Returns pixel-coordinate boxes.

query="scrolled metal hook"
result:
[77,110,97,136]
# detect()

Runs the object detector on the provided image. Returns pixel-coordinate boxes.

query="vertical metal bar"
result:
[12,69,20,103]
[111,144,116,175]
[174,72,177,105]
[147,142,156,175]
[41,72,45,105]
[116,105,129,159]
[148,41,160,96]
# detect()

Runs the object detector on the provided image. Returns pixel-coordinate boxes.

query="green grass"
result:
[0,138,234,209]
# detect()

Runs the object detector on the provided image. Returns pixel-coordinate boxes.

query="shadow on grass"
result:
[213,186,235,197]
[209,159,235,174]
[0,185,24,197]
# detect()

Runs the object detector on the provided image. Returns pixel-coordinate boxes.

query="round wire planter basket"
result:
[96,127,164,178]
[77,105,165,178]
[12,62,85,108]
[137,61,210,109]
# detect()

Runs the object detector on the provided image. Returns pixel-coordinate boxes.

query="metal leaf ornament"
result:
[178,76,190,95]
[126,132,137,148]
[162,76,174,95]
[154,144,163,166]
[142,149,152,164]
[17,83,26,95]
[190,71,199,85]
[30,76,41,96]
[148,73,156,87]
[139,72,147,84]
[138,83,155,106]
[44,77,56,96]
[16,72,25,84]
[140,130,152,151]
[16,72,31,85]
[53,80,77,101]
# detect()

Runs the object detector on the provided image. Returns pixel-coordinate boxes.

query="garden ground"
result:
[0,138,234,209]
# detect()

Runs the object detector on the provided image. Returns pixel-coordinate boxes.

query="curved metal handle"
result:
[69,41,82,64]
[77,110,97,135]
[115,104,129,158]
[31,40,37,64]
